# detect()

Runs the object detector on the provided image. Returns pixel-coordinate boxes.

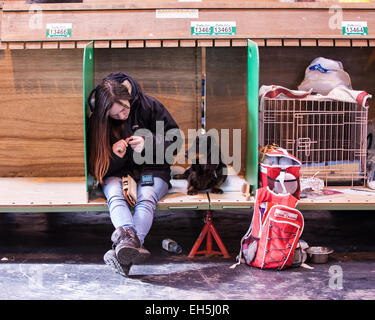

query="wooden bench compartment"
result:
[1,1,375,211]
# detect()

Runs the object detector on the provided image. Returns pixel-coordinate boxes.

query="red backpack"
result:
[234,187,304,270]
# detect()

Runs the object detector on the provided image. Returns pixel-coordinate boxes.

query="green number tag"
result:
[342,21,368,36]
[46,23,72,38]
[191,21,236,36]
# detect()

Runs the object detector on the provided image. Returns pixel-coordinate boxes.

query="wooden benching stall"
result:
[1,0,375,217]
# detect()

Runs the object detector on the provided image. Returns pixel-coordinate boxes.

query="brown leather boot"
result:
[103,249,132,277]
[111,226,141,266]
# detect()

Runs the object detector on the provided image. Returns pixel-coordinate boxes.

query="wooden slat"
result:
[283,39,300,47]
[266,39,282,47]
[180,40,196,47]
[42,42,59,49]
[8,42,24,49]
[128,40,144,48]
[335,39,351,47]
[318,39,334,46]
[301,39,317,47]
[231,39,247,47]
[94,40,110,48]
[214,39,231,47]
[352,39,369,47]
[25,42,42,49]
[162,40,179,48]
[145,40,162,48]
[110,40,127,48]
[252,39,265,47]
[59,41,76,49]
[369,40,375,47]
[76,41,92,49]
[198,39,213,47]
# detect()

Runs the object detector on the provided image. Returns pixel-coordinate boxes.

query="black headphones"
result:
[87,85,99,113]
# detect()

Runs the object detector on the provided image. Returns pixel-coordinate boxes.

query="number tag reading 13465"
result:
[191,21,236,36]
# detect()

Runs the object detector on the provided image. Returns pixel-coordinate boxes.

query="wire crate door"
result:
[295,109,366,183]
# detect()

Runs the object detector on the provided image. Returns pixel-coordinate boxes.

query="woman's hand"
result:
[127,136,144,153]
[112,139,128,158]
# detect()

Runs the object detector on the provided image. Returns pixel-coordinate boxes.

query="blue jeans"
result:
[102,176,168,245]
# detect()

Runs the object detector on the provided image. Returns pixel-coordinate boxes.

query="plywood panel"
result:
[206,47,247,176]
[0,49,85,177]
[3,4,375,42]
[94,47,201,161]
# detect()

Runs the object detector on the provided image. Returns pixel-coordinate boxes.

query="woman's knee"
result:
[137,187,158,208]
[102,177,127,206]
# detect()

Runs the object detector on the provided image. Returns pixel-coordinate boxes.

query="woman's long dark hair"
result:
[87,78,132,184]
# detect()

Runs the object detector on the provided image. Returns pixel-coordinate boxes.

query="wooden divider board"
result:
[0,49,85,177]
[206,47,247,177]
[94,47,201,145]
[0,47,202,178]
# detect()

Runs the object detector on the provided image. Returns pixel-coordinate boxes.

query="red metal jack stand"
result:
[188,210,230,258]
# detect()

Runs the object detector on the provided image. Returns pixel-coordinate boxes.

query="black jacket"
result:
[100,72,181,188]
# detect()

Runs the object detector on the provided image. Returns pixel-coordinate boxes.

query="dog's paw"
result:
[211,188,224,194]
[187,189,198,196]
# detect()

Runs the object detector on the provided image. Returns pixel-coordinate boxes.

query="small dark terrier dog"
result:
[174,134,227,195]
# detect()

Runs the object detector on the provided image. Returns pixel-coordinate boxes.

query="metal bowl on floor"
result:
[306,246,334,264]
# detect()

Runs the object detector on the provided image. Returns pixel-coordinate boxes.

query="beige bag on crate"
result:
[122,175,137,208]
[298,57,352,95]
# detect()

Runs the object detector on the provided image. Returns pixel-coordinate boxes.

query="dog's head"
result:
[185,133,222,165]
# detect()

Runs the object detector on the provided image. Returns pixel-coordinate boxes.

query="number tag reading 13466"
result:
[46,23,72,38]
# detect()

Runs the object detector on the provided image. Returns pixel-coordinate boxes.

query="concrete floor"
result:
[0,209,375,300]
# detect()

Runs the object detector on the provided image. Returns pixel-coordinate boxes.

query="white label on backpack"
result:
[274,209,298,221]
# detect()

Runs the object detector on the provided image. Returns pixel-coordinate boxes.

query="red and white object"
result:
[260,147,302,199]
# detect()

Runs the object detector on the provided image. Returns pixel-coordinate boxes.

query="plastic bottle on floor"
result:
[162,239,182,254]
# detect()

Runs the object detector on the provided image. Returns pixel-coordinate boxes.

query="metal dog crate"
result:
[260,97,368,185]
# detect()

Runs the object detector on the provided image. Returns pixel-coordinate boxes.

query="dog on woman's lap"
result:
[174,134,227,195]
